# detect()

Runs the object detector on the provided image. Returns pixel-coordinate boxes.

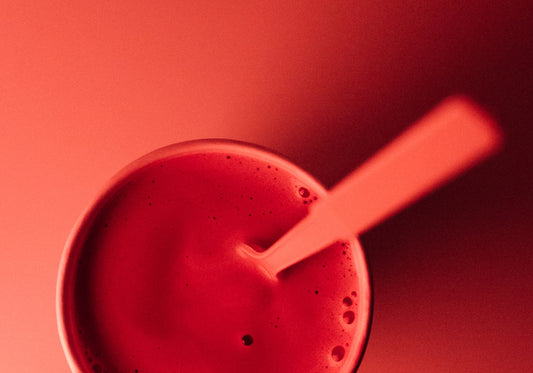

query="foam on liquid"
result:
[63,151,365,372]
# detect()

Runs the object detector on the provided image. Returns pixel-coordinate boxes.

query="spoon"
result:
[239,96,503,280]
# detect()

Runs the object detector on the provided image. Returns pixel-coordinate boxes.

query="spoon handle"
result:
[328,95,502,235]
[241,96,502,279]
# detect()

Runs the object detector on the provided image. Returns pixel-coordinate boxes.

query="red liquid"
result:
[59,142,370,372]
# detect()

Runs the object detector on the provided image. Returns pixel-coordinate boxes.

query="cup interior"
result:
[56,139,372,372]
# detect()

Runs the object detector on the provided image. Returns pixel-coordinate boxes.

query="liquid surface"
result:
[63,149,367,372]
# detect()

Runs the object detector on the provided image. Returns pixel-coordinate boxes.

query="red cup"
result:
[57,140,372,372]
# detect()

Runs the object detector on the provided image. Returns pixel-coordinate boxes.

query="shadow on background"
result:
[261,1,533,371]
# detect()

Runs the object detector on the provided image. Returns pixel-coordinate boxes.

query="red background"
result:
[1,1,531,372]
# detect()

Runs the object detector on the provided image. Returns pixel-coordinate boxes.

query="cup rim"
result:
[56,138,372,372]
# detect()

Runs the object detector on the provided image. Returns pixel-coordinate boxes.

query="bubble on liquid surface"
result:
[242,334,253,346]
[343,311,355,324]
[342,297,353,306]
[331,345,345,362]
[351,291,357,298]
[298,187,310,198]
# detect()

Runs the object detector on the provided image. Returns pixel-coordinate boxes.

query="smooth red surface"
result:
[1,1,532,372]
[60,143,370,372]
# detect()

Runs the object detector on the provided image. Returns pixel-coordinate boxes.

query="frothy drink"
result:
[57,140,371,372]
